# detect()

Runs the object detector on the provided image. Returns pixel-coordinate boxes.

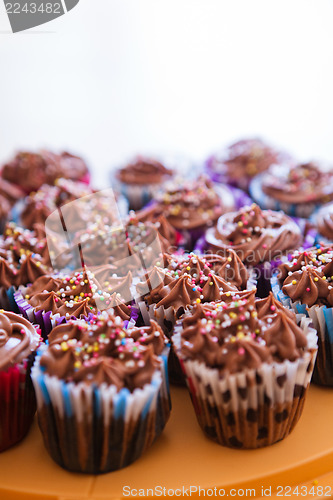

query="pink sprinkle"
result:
[270,305,276,311]
[262,244,267,249]
[238,347,245,355]
[306,287,310,292]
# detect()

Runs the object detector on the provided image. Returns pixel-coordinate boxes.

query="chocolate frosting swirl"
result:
[2,150,89,193]
[136,176,231,231]
[0,311,41,370]
[40,314,162,390]
[176,291,309,374]
[209,138,278,182]
[278,246,333,307]
[263,162,333,205]
[206,204,302,267]
[116,156,173,185]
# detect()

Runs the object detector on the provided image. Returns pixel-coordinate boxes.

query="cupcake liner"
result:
[227,185,253,210]
[249,174,323,218]
[172,316,317,449]
[31,345,171,473]
[0,354,37,452]
[205,157,251,191]
[271,274,333,386]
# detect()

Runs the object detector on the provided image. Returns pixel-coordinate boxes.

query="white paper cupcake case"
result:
[271,274,333,386]
[31,345,171,473]
[172,316,317,449]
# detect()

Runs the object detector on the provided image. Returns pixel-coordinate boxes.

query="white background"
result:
[0,0,332,187]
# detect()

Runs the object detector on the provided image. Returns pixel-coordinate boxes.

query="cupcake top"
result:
[176,291,309,374]
[21,178,93,230]
[116,156,173,185]
[262,162,333,205]
[39,314,166,390]
[129,212,179,254]
[315,203,333,241]
[136,253,241,317]
[136,176,233,231]
[278,245,333,307]
[1,150,89,193]
[205,204,302,267]
[22,268,133,318]
[0,310,41,371]
[207,139,279,184]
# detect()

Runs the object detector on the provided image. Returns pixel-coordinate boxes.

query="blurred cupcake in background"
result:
[1,150,90,194]
[206,138,283,192]
[0,310,41,452]
[113,155,174,210]
[250,161,333,218]
[271,244,333,387]
[204,203,302,297]
[136,176,235,250]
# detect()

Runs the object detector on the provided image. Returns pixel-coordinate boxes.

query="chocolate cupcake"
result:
[271,244,333,386]
[136,252,243,337]
[31,313,170,473]
[0,223,52,310]
[250,162,333,218]
[114,156,174,210]
[20,178,93,230]
[172,291,317,448]
[1,150,90,194]
[206,138,281,191]
[136,176,235,250]
[205,203,302,296]
[0,310,41,452]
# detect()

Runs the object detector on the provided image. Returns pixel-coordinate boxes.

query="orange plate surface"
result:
[0,385,332,500]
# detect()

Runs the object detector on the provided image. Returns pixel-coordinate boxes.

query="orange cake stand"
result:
[0,385,332,500]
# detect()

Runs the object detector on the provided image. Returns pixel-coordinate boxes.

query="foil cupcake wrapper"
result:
[112,178,163,211]
[31,345,171,473]
[249,174,324,218]
[205,158,252,192]
[0,354,37,452]
[172,316,317,449]
[271,274,333,386]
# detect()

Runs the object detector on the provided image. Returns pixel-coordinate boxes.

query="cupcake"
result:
[1,150,90,194]
[14,268,135,338]
[0,223,52,311]
[205,203,302,297]
[0,310,41,452]
[172,290,317,448]
[136,252,243,336]
[271,244,333,386]
[205,138,282,191]
[250,162,333,218]
[114,156,174,210]
[136,176,235,250]
[31,313,170,473]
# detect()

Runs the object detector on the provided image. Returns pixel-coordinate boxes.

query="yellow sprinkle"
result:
[312,480,318,486]
[186,266,191,271]
[93,345,99,352]
[237,332,245,339]
[70,279,74,284]
[196,298,201,304]
[314,277,319,282]
[252,311,258,318]
[87,346,93,353]
[227,257,232,262]
[230,337,236,343]
[80,292,84,297]
[237,221,243,227]
[226,292,231,297]
[74,361,81,369]
[61,342,68,352]
[323,276,326,280]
